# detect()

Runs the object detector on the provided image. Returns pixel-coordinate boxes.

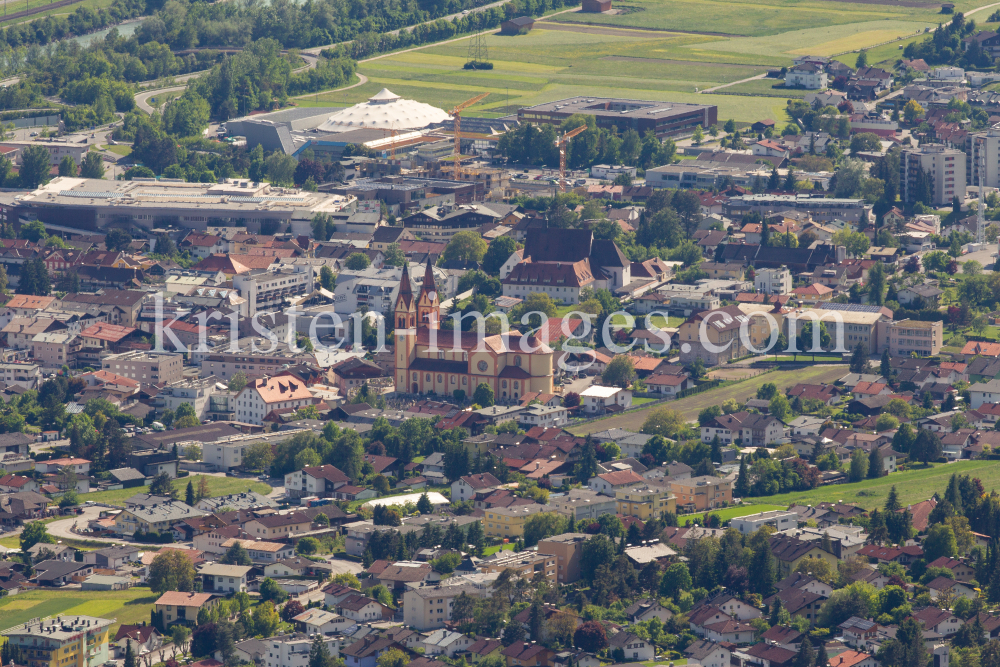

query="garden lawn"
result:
[746,461,1000,510]
[85,475,272,507]
[483,543,516,556]
[680,503,786,526]
[0,587,159,635]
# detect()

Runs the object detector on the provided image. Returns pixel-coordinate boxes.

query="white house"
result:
[292,609,354,636]
[609,632,654,662]
[518,405,569,428]
[580,385,632,414]
[421,630,474,658]
[969,380,1000,409]
[336,593,392,623]
[199,563,251,593]
[450,473,502,502]
[755,266,792,295]
[785,63,828,89]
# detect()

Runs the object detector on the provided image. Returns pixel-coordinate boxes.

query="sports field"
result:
[681,503,787,526]
[0,588,158,634]
[745,460,1000,510]
[567,364,848,434]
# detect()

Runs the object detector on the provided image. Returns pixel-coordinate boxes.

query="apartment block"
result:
[755,266,792,295]
[479,551,557,586]
[900,145,965,207]
[730,510,798,534]
[233,265,314,316]
[536,533,588,584]
[887,319,943,357]
[966,126,1000,189]
[155,376,222,420]
[670,476,733,511]
[2,616,113,667]
[403,583,488,631]
[615,485,677,521]
[102,350,184,385]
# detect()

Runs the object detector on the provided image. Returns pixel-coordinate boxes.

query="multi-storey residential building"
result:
[244,512,313,539]
[1,615,113,667]
[102,350,183,385]
[755,266,792,295]
[580,385,632,414]
[233,265,314,316]
[200,563,252,593]
[615,485,677,521]
[220,538,295,562]
[670,476,733,511]
[900,145,966,207]
[0,361,41,389]
[154,592,217,627]
[155,376,224,421]
[199,337,314,382]
[483,504,548,539]
[545,488,618,521]
[403,583,489,631]
[113,501,205,535]
[284,464,352,499]
[264,634,343,667]
[731,510,798,534]
[234,376,320,425]
[31,331,79,368]
[479,551,557,585]
[700,411,785,446]
[967,126,1000,189]
[887,319,943,357]
[536,533,588,584]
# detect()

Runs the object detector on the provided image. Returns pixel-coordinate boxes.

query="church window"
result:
[412,373,417,380]
[463,377,467,385]
[502,381,508,388]
[437,374,443,382]
[477,360,488,372]
[426,374,431,381]
[451,376,456,384]
[515,356,522,367]
[514,382,519,389]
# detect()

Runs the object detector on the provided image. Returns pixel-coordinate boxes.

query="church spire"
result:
[396,262,413,310]
[421,259,436,299]
[417,259,440,329]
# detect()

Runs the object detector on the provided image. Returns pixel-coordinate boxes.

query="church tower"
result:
[416,259,440,329]
[394,263,417,393]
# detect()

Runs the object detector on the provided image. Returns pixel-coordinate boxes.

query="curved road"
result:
[134,53,319,114]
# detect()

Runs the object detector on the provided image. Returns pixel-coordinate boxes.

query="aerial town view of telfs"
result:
[7,0,1000,666]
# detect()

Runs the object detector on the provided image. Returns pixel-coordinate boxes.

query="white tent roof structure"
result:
[317,88,450,133]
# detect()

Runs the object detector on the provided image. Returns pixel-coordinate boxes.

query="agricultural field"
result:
[746,460,1000,510]
[84,475,272,507]
[567,364,848,434]
[302,0,971,124]
[0,588,158,634]
[549,0,952,37]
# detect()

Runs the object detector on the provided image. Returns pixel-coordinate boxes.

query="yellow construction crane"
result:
[449,93,489,181]
[556,125,587,193]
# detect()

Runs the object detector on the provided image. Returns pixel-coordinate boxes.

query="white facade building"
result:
[580,385,632,414]
[755,266,792,295]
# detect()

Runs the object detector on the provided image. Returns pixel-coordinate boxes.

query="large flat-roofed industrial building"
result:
[0,177,357,235]
[517,97,718,139]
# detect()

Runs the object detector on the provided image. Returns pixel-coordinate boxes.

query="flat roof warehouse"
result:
[517,97,718,139]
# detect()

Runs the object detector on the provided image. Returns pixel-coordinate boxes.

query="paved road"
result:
[46,506,125,544]
[135,53,318,114]
[293,72,368,101]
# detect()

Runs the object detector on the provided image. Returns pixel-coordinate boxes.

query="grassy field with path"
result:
[0,587,158,634]
[568,364,848,434]
[745,461,1000,510]
[84,475,272,507]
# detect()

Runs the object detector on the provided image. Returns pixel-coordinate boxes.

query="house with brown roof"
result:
[588,469,645,496]
[501,641,554,667]
[902,498,937,532]
[451,473,502,501]
[234,376,320,426]
[336,593,394,623]
[913,607,963,636]
[155,591,218,626]
[743,643,797,667]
